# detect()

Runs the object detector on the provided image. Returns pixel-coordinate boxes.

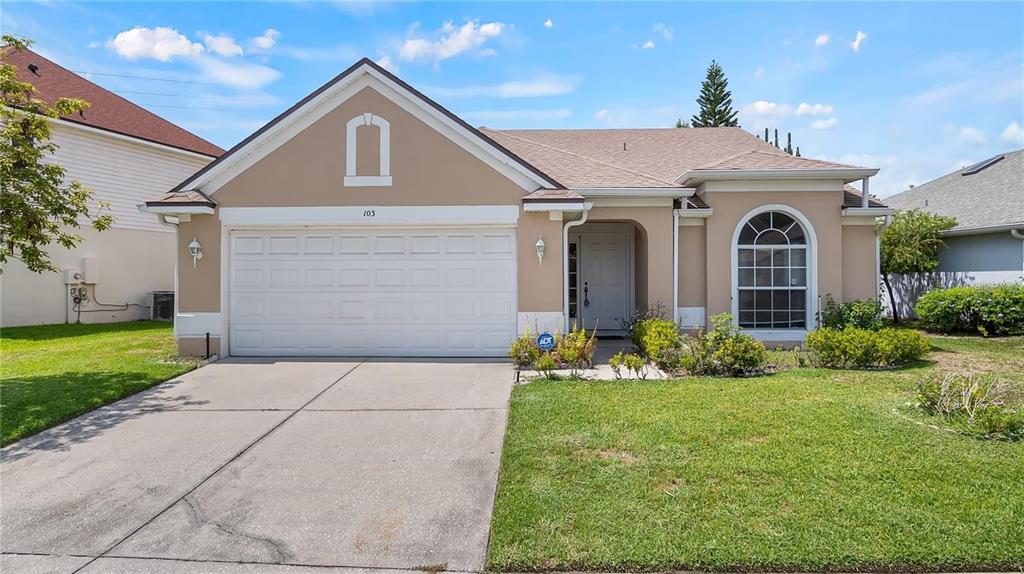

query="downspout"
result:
[562,205,591,332]
[673,206,680,325]
[1012,229,1024,279]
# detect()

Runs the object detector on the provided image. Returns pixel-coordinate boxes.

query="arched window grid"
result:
[736,211,808,329]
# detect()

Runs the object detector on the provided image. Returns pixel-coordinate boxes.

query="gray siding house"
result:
[884,149,1023,316]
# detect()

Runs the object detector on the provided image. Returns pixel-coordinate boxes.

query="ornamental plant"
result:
[806,327,930,369]
[914,284,1024,336]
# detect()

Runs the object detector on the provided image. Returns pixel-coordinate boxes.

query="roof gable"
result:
[169,58,560,196]
[2,47,223,157]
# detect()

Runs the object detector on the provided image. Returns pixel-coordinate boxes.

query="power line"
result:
[136,103,240,112]
[71,70,221,86]
[112,89,256,103]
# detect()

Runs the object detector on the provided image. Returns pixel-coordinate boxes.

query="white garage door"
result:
[228,228,517,356]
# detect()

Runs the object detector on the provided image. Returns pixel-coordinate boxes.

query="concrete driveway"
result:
[1,358,514,573]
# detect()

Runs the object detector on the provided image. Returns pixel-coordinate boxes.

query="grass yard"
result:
[489,335,1024,572]
[0,321,201,446]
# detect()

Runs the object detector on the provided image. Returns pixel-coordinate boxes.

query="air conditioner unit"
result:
[149,291,174,321]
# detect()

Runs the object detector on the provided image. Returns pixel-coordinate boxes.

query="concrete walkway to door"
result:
[1,358,514,573]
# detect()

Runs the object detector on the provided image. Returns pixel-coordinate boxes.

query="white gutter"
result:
[672,208,680,326]
[140,204,216,215]
[842,207,894,217]
[574,187,696,198]
[562,204,593,332]
[941,222,1024,237]
[523,201,587,212]
[678,208,713,219]
[678,167,879,185]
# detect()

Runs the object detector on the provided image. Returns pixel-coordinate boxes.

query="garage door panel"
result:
[229,228,516,356]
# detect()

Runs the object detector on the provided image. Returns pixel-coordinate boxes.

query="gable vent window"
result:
[344,113,392,187]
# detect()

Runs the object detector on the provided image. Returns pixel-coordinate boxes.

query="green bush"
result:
[806,327,929,368]
[636,318,681,368]
[819,294,884,331]
[508,331,541,369]
[916,372,1023,440]
[533,353,557,378]
[555,325,597,376]
[915,284,1024,336]
[678,314,769,377]
[626,303,668,349]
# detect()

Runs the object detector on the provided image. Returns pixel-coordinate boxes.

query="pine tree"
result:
[690,60,739,127]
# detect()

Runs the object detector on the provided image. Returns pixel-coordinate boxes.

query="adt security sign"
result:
[537,332,556,351]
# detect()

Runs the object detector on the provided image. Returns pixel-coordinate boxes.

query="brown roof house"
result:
[1,47,222,327]
[145,58,889,357]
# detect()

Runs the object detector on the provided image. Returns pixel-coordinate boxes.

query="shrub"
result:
[916,372,1023,440]
[609,351,625,379]
[636,318,681,368]
[508,330,541,369]
[915,284,1024,336]
[533,353,557,378]
[623,352,648,379]
[806,327,929,368]
[625,303,668,348]
[678,313,769,377]
[819,294,884,331]
[555,324,597,376]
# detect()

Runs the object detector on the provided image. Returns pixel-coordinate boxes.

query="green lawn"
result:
[489,335,1024,572]
[0,321,202,446]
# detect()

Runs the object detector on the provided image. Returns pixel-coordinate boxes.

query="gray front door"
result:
[579,232,630,331]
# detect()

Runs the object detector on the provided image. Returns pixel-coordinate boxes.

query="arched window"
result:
[736,210,808,329]
[344,113,392,187]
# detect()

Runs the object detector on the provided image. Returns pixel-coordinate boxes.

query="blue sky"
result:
[3,1,1022,197]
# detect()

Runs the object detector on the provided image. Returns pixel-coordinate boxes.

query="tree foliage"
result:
[879,209,957,321]
[690,60,739,128]
[1,35,112,274]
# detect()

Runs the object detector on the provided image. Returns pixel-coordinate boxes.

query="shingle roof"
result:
[2,47,223,157]
[843,185,887,208]
[146,189,216,208]
[481,127,861,188]
[883,149,1023,232]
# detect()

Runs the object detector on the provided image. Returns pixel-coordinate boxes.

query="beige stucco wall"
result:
[842,224,878,301]
[179,335,221,357]
[678,223,707,307]
[176,85,563,317]
[586,206,674,311]
[702,190,848,321]
[0,226,175,326]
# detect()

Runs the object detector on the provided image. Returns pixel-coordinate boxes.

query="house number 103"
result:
[362,210,375,217]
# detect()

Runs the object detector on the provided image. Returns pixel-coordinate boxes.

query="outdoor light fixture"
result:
[188,237,203,268]
[535,236,546,266]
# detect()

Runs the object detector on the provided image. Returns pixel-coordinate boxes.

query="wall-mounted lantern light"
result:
[188,237,204,268]
[535,236,545,266]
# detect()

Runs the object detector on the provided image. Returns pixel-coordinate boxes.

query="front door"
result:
[579,232,630,332]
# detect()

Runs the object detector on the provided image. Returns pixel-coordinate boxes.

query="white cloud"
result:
[1000,121,1024,145]
[754,66,764,79]
[811,117,838,130]
[544,18,553,29]
[744,100,792,117]
[463,108,572,123]
[851,30,867,52]
[376,54,398,73]
[87,41,100,49]
[653,23,673,41]
[815,33,829,46]
[108,26,203,61]
[596,108,609,120]
[641,40,655,49]
[248,29,280,52]
[276,44,359,62]
[399,20,504,63]
[201,33,243,57]
[796,102,834,116]
[946,125,987,146]
[194,56,280,89]
[427,75,580,98]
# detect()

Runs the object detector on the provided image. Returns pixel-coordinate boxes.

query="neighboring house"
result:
[883,149,1023,317]
[0,48,222,327]
[144,58,889,357]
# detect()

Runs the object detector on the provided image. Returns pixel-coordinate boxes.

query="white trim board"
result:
[179,63,556,196]
[218,205,520,227]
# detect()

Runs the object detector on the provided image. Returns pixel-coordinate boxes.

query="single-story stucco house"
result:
[143,58,890,357]
[0,47,222,327]
[882,149,1023,316]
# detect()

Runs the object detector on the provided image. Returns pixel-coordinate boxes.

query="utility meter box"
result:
[63,269,81,284]
[81,256,100,284]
